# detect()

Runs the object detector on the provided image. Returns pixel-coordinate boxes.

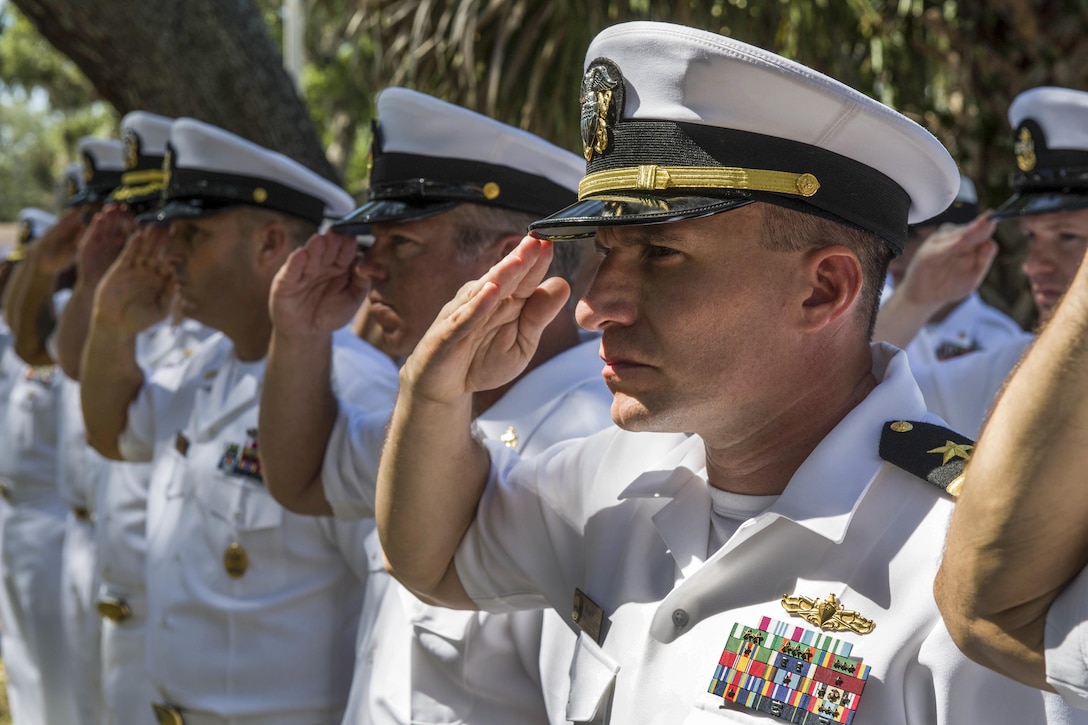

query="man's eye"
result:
[593,240,610,257]
[646,245,678,259]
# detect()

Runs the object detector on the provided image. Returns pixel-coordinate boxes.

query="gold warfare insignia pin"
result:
[17,220,32,245]
[123,129,140,170]
[581,57,625,162]
[1015,126,1037,172]
[781,592,875,635]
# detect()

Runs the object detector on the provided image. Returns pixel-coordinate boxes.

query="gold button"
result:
[224,542,248,578]
[795,173,820,197]
[890,421,913,433]
[482,182,501,200]
[252,187,268,203]
[96,597,132,623]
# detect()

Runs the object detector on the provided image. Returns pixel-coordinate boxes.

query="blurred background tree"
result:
[4,0,1088,324]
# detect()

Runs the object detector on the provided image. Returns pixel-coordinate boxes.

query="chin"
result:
[609,394,671,433]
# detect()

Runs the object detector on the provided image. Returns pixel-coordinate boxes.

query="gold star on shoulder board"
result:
[927,440,973,465]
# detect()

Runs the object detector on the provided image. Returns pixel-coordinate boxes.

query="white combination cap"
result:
[528,21,959,254]
[150,118,354,225]
[71,137,125,205]
[334,87,583,233]
[9,208,57,262]
[911,172,979,229]
[108,111,174,210]
[993,86,1088,220]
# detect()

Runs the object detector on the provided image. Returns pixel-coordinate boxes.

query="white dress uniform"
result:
[1047,565,1088,709]
[901,292,1025,373]
[0,331,79,725]
[95,317,212,725]
[446,345,1083,724]
[47,289,113,725]
[116,329,398,724]
[324,338,614,725]
[911,333,1034,437]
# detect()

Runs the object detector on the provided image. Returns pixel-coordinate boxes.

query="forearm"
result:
[6,260,57,365]
[53,282,97,379]
[80,320,144,460]
[259,329,337,516]
[936,259,1088,688]
[377,377,489,609]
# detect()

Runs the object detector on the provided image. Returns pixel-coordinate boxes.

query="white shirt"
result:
[117,330,398,718]
[0,339,63,499]
[329,338,614,724]
[912,334,1034,437]
[903,292,1025,373]
[1047,565,1088,709]
[451,345,1081,724]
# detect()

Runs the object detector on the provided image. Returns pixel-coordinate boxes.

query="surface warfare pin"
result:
[708,617,871,723]
[218,428,263,482]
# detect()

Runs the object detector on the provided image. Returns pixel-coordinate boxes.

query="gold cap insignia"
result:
[781,592,875,634]
[1015,126,1037,172]
[65,175,79,200]
[224,541,248,578]
[123,129,140,170]
[17,219,33,245]
[581,58,625,162]
[162,148,173,192]
[82,153,95,184]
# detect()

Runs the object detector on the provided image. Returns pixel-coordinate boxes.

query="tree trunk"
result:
[10,0,340,183]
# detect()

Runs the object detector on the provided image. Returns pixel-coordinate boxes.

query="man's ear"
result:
[491,232,525,264]
[799,244,863,331]
[256,219,290,269]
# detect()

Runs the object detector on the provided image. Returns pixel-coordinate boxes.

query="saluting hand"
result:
[401,236,570,405]
[900,213,999,309]
[269,231,370,339]
[76,205,135,290]
[91,224,174,337]
[29,207,88,275]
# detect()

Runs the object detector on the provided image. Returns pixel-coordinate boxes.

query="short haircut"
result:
[760,202,891,339]
[445,203,584,290]
[236,206,318,248]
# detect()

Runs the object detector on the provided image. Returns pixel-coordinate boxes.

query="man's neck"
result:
[703,347,877,496]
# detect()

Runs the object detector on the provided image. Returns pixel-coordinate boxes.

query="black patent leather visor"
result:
[528,193,754,240]
[991,191,1088,221]
[331,198,459,235]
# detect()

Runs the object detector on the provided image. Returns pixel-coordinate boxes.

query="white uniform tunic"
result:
[902,292,1025,373]
[0,331,78,725]
[95,317,212,725]
[325,338,614,724]
[912,334,1034,437]
[450,345,1082,724]
[1047,565,1088,709]
[117,330,398,723]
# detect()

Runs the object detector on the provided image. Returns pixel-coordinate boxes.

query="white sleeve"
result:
[116,356,191,463]
[320,402,390,520]
[1047,566,1088,709]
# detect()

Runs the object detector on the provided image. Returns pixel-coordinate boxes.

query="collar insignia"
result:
[581,57,625,162]
[1015,126,1037,172]
[781,593,875,635]
[927,440,973,465]
[709,617,871,722]
[500,425,518,449]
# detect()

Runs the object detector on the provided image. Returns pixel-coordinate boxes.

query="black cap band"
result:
[579,119,910,252]
[371,152,576,217]
[165,167,325,224]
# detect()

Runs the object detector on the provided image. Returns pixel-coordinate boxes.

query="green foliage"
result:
[0,4,116,220]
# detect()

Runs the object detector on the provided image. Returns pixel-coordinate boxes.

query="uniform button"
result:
[672,608,689,629]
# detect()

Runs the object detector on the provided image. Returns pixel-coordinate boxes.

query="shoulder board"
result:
[879,420,974,498]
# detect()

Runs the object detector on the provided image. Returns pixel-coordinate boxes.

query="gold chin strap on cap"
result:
[578,164,820,201]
